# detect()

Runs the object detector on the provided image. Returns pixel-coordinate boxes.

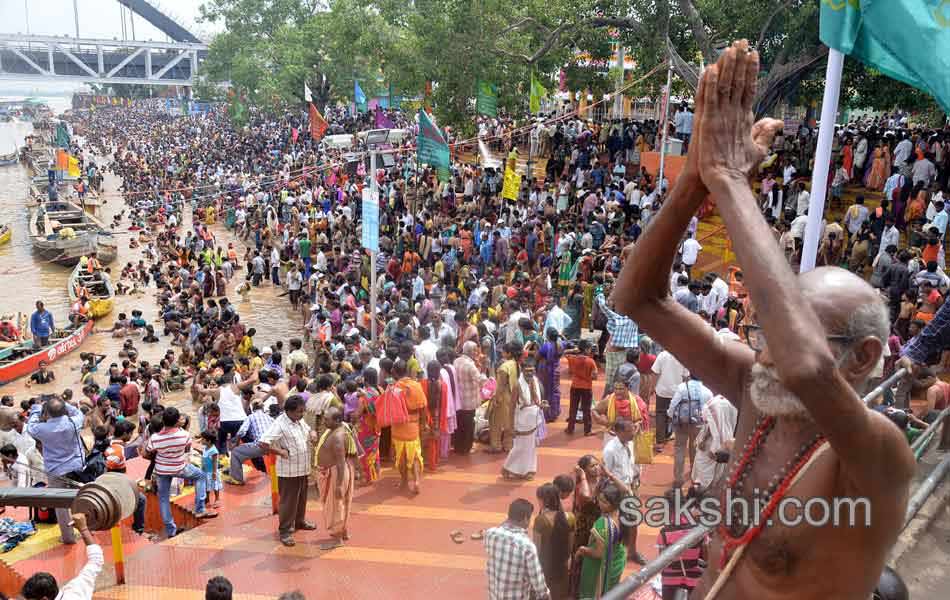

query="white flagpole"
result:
[800,48,845,273]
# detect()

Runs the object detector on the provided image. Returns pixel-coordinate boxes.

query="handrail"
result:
[603,367,946,600]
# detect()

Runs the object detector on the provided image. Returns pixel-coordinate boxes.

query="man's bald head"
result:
[798,267,889,344]
[796,266,888,386]
[45,397,67,418]
[462,341,478,357]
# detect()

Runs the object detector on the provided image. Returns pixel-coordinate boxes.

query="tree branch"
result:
[753,44,829,117]
[494,17,576,65]
[756,0,798,51]
[676,0,714,63]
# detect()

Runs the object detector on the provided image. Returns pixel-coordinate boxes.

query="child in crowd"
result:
[199,431,222,509]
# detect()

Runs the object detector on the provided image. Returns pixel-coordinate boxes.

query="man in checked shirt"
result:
[222,400,274,485]
[484,499,550,600]
[596,285,640,397]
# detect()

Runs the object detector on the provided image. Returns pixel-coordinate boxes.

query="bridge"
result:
[0,0,207,87]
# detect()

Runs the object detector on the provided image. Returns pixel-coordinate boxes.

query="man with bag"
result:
[667,374,712,490]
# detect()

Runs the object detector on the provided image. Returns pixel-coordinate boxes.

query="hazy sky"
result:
[0,0,220,42]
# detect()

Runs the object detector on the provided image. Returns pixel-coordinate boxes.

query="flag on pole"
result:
[67,155,81,178]
[374,107,395,129]
[309,102,328,140]
[476,80,498,117]
[530,72,548,114]
[820,0,950,113]
[354,81,367,113]
[304,82,313,103]
[502,165,521,201]
[417,109,450,182]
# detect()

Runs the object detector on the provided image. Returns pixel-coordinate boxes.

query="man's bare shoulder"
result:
[848,408,916,490]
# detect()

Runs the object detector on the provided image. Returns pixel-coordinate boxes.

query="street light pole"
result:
[657,61,673,190]
[369,148,378,345]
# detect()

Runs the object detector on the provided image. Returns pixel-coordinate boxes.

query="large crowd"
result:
[5,40,950,600]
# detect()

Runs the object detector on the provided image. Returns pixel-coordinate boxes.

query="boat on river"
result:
[68,262,115,319]
[28,200,117,266]
[0,320,94,385]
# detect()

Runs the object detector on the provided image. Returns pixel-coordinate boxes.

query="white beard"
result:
[748,363,812,420]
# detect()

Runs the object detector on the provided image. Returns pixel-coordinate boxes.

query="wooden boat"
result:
[0,223,10,246]
[0,320,93,385]
[28,200,117,267]
[68,262,115,319]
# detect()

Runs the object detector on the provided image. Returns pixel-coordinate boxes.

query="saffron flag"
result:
[530,72,548,114]
[354,81,367,113]
[417,109,450,182]
[375,107,395,129]
[67,155,81,178]
[309,103,328,140]
[820,0,950,113]
[476,80,498,117]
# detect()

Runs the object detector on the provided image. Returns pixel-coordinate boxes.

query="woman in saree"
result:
[537,327,563,422]
[577,483,627,599]
[569,455,604,597]
[354,368,382,485]
[564,283,584,340]
[865,142,890,191]
[421,360,449,471]
[533,483,575,599]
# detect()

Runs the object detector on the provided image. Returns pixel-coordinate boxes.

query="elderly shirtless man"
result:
[612,41,915,600]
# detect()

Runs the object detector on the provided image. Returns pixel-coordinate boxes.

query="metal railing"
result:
[603,368,950,600]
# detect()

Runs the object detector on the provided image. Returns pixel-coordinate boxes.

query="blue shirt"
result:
[933,211,949,238]
[30,310,54,338]
[26,403,85,476]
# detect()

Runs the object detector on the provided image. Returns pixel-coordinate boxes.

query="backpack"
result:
[673,382,704,427]
[375,384,409,428]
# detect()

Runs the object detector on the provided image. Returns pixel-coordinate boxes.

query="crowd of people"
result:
[4,38,950,600]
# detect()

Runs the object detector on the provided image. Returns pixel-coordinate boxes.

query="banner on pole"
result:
[417,109,451,182]
[361,187,379,252]
[476,80,498,117]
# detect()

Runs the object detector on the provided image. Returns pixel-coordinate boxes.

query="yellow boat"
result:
[68,262,115,319]
[0,223,9,245]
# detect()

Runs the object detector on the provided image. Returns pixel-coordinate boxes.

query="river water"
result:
[0,123,304,406]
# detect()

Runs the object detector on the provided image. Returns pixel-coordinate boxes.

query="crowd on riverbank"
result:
[5,71,950,599]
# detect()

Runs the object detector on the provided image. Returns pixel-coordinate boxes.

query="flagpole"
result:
[800,48,845,274]
[657,60,673,191]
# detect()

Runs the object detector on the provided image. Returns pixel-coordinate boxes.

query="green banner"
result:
[476,80,498,117]
[530,72,547,114]
[820,0,950,113]
[417,109,451,182]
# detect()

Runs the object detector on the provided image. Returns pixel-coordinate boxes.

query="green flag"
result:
[55,122,70,148]
[530,72,547,114]
[228,96,248,127]
[476,80,498,117]
[417,109,450,182]
[820,0,950,113]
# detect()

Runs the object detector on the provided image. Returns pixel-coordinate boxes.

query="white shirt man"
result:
[652,351,689,399]
[680,237,702,268]
[708,275,730,315]
[912,157,937,187]
[674,108,694,137]
[894,138,913,166]
[796,188,810,217]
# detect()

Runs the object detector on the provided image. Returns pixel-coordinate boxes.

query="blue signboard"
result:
[361,187,379,252]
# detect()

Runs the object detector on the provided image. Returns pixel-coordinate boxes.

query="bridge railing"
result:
[602,369,950,599]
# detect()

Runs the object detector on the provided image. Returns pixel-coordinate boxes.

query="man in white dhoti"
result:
[690,394,738,493]
[502,358,543,480]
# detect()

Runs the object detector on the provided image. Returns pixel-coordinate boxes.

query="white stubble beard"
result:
[748,363,813,420]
